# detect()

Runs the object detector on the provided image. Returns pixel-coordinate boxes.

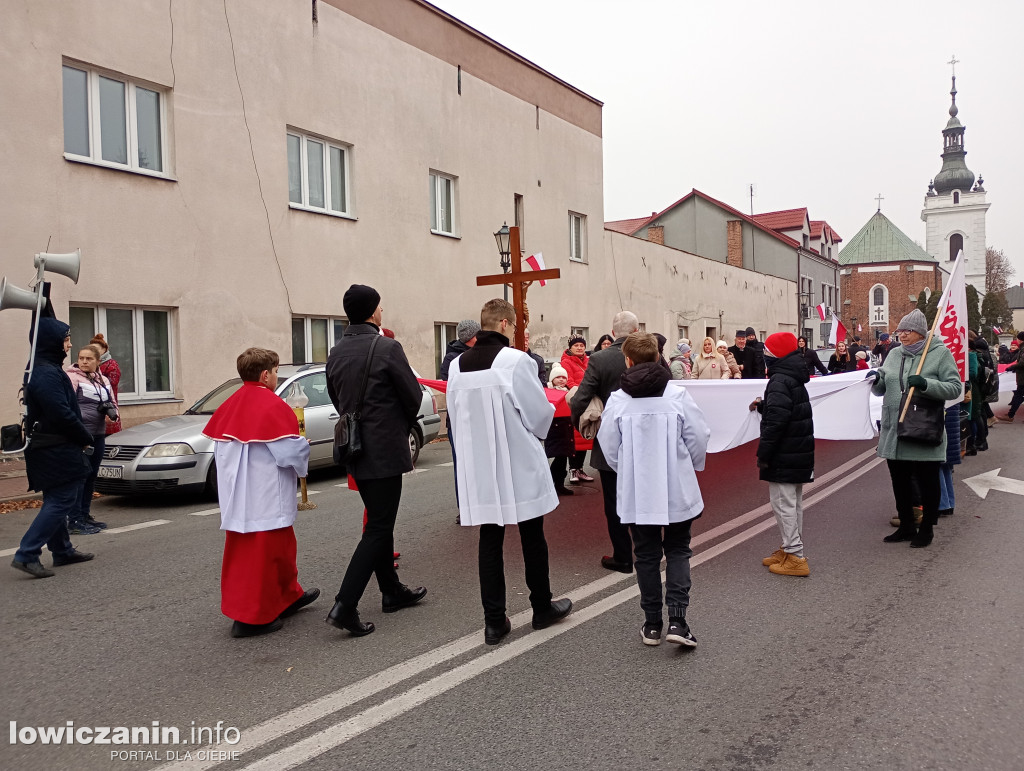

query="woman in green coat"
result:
[868,310,962,548]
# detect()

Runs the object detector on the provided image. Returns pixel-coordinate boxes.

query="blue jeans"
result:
[14,480,79,564]
[939,463,955,511]
[74,434,105,524]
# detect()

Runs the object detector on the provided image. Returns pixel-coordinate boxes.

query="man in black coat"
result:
[325,284,427,636]
[441,319,479,515]
[570,310,639,572]
[728,330,755,379]
[750,332,814,578]
[12,317,95,578]
[745,327,767,379]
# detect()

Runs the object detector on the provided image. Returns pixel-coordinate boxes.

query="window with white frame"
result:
[287,130,351,216]
[569,212,587,262]
[429,171,457,236]
[68,305,175,399]
[62,63,169,175]
[291,316,348,364]
[434,322,458,377]
[870,284,889,327]
[570,327,589,344]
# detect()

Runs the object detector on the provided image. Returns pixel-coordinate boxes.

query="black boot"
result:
[910,511,938,548]
[326,601,375,636]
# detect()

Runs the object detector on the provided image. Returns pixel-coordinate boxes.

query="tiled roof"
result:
[604,216,651,235]
[810,220,842,243]
[752,208,808,232]
[838,212,936,266]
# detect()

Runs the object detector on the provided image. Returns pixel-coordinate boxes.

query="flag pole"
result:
[897,267,955,424]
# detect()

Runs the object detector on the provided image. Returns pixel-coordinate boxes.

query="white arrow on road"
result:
[963,468,1024,499]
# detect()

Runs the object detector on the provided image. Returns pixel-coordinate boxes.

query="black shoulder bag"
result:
[896,354,945,446]
[334,335,379,464]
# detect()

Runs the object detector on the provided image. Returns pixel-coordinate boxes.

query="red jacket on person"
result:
[560,350,589,388]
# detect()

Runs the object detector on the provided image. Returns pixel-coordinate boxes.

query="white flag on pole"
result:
[934,249,968,404]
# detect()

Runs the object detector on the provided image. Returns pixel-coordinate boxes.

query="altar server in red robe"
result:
[203,347,320,637]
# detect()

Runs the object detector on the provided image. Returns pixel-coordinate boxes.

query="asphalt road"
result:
[2,418,1023,770]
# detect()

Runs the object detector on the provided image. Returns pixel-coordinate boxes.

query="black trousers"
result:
[479,517,551,625]
[598,469,633,565]
[569,450,586,471]
[886,459,940,528]
[550,455,569,486]
[335,476,403,607]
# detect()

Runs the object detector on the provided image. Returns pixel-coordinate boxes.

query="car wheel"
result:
[204,460,218,501]
[408,427,422,465]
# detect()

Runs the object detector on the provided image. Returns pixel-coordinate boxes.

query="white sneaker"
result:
[574,469,595,483]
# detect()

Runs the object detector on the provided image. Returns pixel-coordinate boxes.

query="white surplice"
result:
[597,386,710,526]
[215,437,310,533]
[448,347,557,526]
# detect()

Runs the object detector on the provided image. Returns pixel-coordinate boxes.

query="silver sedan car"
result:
[95,363,441,496]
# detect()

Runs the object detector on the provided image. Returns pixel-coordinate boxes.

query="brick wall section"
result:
[647,224,664,245]
[840,263,942,341]
[726,220,743,268]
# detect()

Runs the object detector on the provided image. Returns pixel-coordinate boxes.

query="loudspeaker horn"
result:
[0,278,40,312]
[34,249,81,284]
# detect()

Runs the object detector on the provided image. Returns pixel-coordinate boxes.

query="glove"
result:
[907,374,928,391]
[864,369,880,384]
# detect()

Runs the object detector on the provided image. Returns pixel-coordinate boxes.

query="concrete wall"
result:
[600,231,796,345]
[0,0,607,425]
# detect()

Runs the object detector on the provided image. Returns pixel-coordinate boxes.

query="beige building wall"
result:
[0,0,607,425]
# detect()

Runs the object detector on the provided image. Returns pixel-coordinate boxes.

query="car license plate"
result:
[97,466,123,479]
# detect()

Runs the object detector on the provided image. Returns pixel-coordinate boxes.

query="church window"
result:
[953,191,960,204]
[949,233,963,261]
[869,284,888,327]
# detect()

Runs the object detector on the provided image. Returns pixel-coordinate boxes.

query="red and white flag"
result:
[816,303,828,322]
[935,249,968,403]
[828,313,848,346]
[992,325,1003,335]
[525,252,547,286]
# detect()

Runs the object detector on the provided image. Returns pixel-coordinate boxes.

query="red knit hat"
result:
[764,332,798,358]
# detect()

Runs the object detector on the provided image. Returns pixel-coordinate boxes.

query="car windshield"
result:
[186,379,243,415]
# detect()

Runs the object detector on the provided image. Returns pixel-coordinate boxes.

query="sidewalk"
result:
[0,457,37,504]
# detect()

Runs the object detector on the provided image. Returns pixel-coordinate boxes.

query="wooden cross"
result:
[476,226,560,351]
[875,193,884,212]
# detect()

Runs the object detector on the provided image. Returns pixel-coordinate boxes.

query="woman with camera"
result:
[65,344,118,534]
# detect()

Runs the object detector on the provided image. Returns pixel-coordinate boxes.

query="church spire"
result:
[931,56,975,195]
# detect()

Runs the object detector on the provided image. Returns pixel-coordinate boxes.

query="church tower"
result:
[921,61,989,294]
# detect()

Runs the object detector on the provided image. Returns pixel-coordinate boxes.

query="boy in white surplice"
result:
[598,332,710,648]
[447,298,573,646]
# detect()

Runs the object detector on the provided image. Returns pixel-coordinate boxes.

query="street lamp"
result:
[494,223,511,301]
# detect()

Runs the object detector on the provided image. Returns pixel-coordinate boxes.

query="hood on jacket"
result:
[620,361,670,398]
[31,317,70,366]
[766,350,810,383]
[444,338,471,356]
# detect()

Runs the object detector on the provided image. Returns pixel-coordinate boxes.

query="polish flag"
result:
[816,303,828,321]
[857,323,863,333]
[992,325,1003,335]
[828,313,848,346]
[525,252,547,286]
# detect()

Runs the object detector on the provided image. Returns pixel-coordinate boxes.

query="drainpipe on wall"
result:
[796,248,802,338]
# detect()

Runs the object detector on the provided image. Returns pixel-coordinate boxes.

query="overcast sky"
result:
[433,0,1024,282]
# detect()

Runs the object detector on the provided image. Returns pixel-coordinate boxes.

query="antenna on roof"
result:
[749,184,756,215]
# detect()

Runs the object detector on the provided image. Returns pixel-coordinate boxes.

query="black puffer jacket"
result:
[756,350,814,483]
[24,318,94,492]
[440,339,470,381]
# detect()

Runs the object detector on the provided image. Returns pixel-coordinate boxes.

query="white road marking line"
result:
[246,455,890,770]
[405,468,428,475]
[160,449,884,771]
[103,519,171,534]
[189,508,220,517]
[1,518,174,556]
[334,482,348,488]
[435,461,454,467]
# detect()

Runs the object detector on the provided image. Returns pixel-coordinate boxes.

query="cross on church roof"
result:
[947,54,959,77]
[875,193,884,212]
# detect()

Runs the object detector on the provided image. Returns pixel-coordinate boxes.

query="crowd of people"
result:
[11,290,1023,650]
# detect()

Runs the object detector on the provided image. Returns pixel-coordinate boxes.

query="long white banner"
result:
[669,371,877,453]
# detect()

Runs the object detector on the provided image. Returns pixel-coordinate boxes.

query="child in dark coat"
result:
[749,332,814,577]
[545,365,575,496]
